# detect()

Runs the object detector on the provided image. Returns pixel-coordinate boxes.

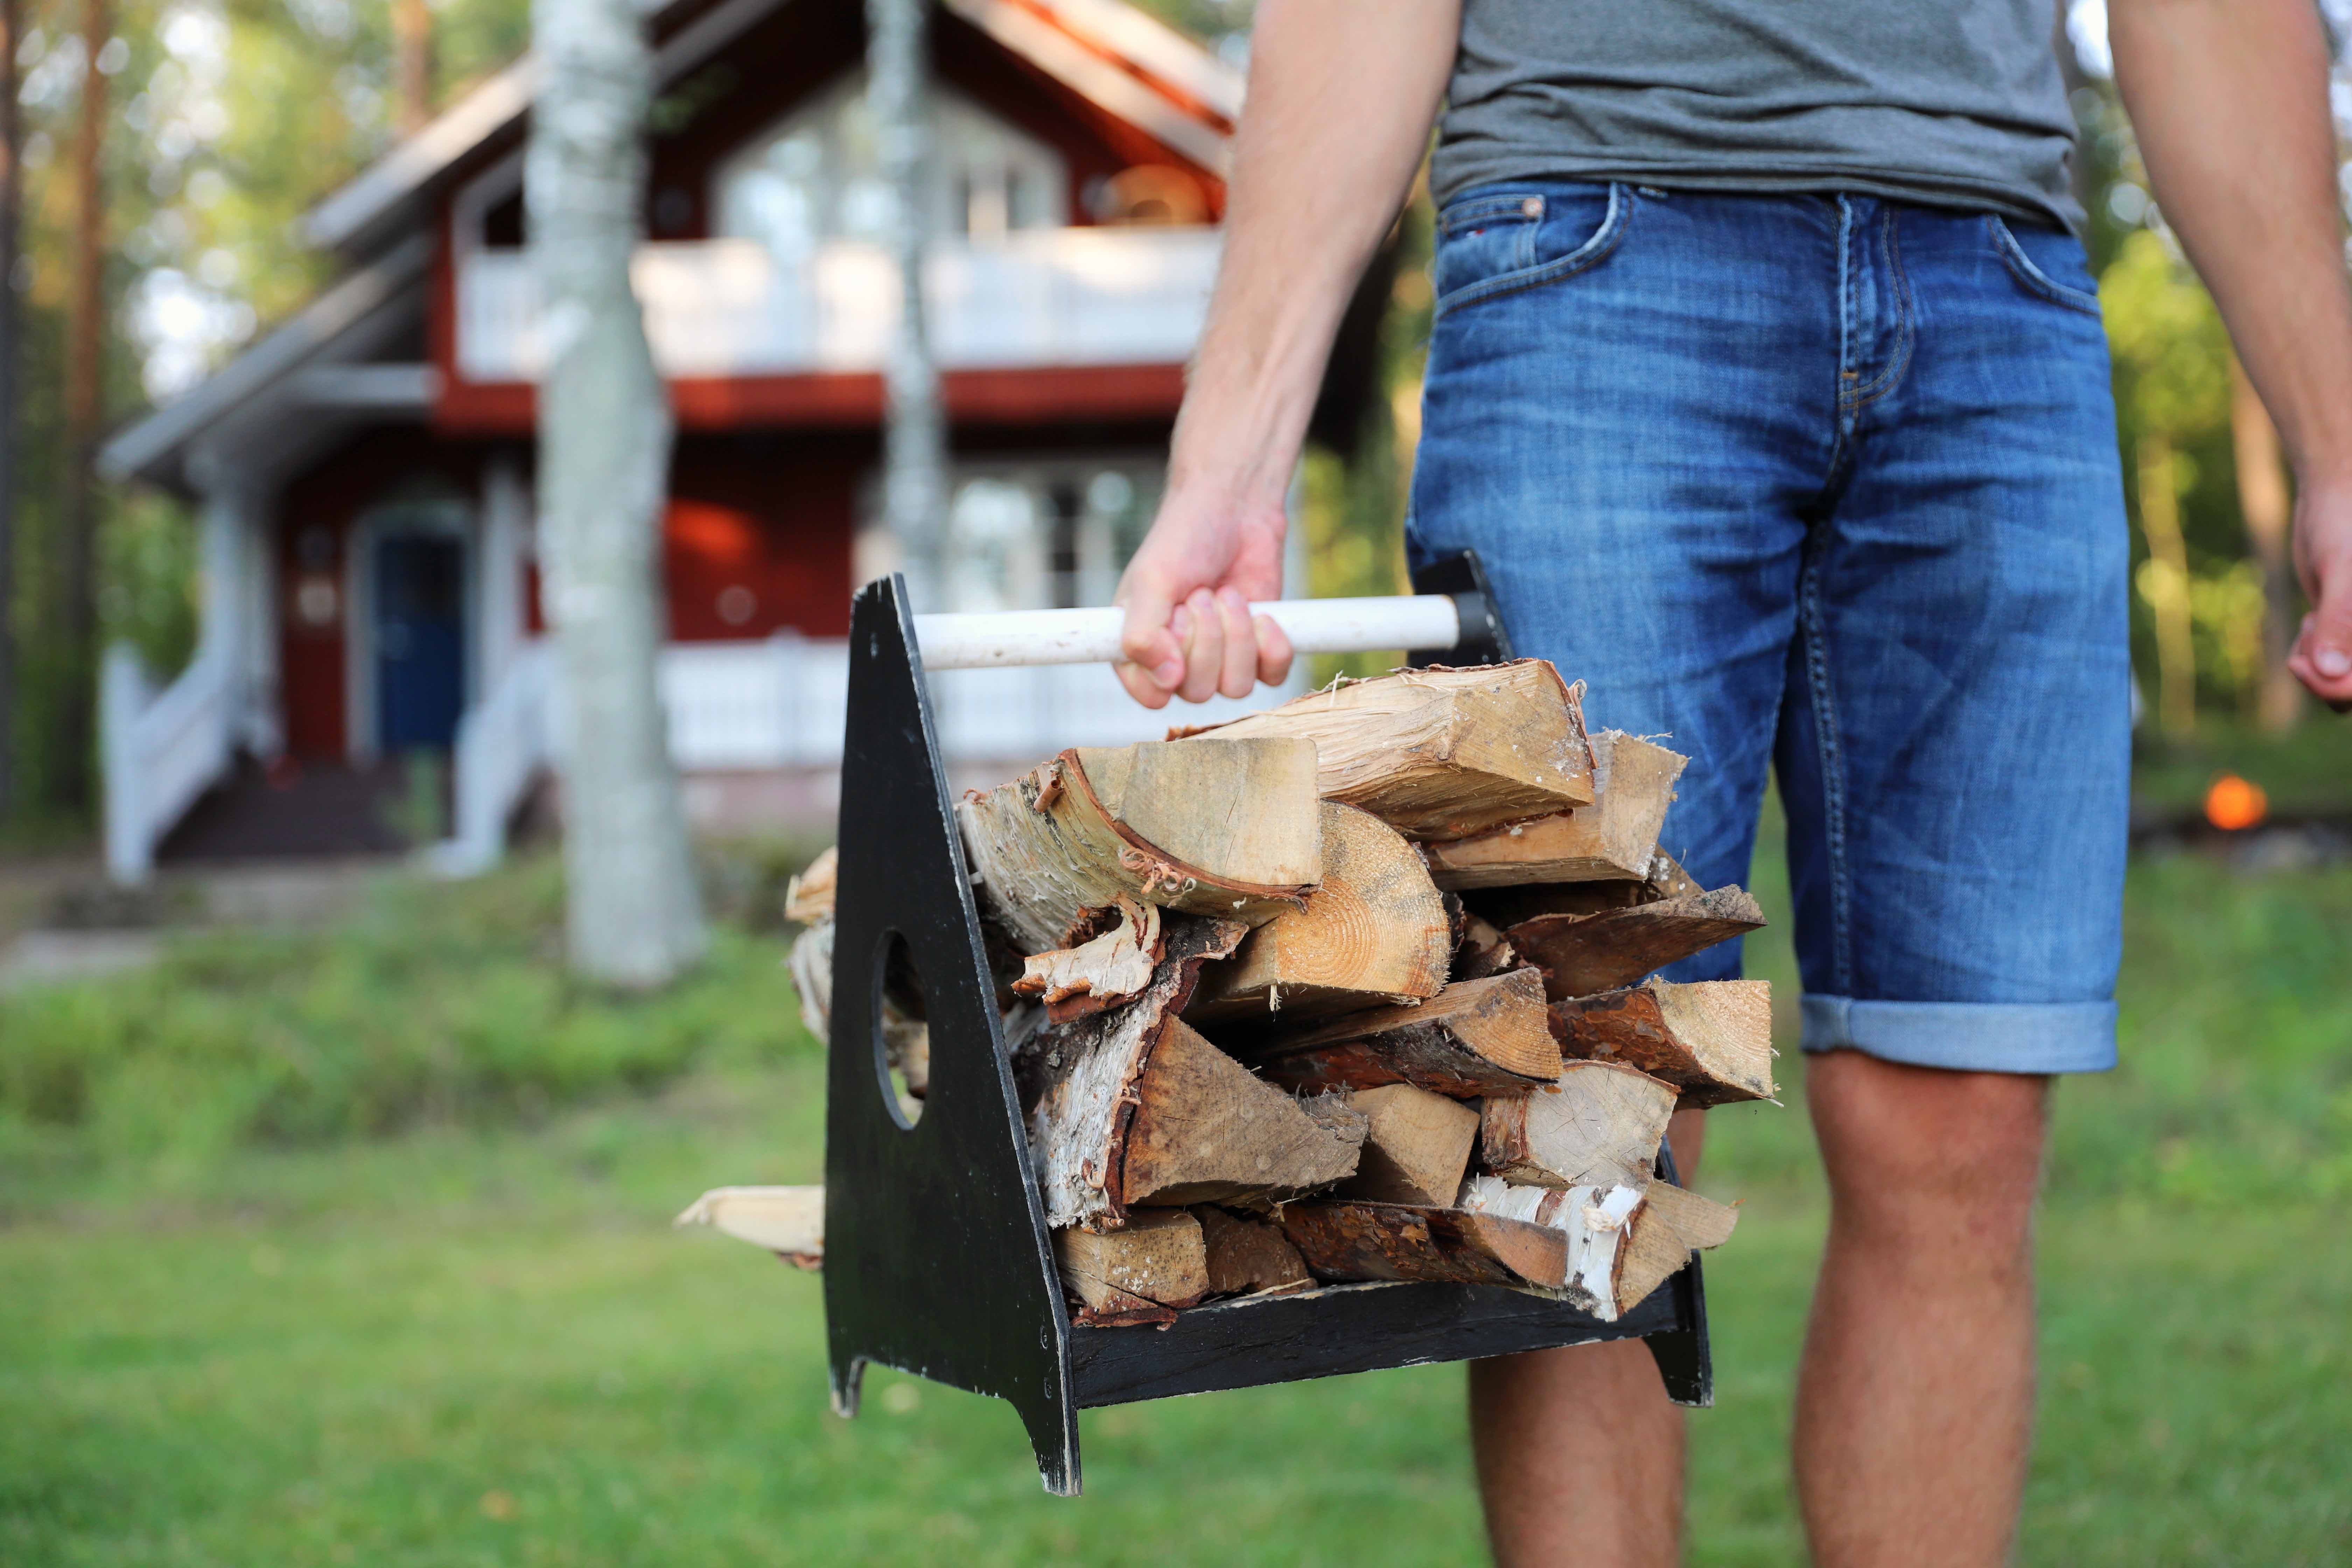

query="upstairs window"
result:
[714,71,1070,261]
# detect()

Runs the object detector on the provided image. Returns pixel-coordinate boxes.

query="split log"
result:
[1421,731,1687,888]
[1453,911,1518,981]
[1021,916,1248,1231]
[1642,1179,1740,1252]
[958,739,1322,956]
[1240,969,1560,1099]
[1480,1061,1676,1190]
[1505,885,1766,1000]
[1463,850,1701,928]
[1056,1209,1210,1324]
[1192,1205,1314,1296]
[1338,1084,1481,1207]
[1119,1018,1364,1208]
[784,845,837,925]
[789,918,832,1042]
[788,918,927,1092]
[1551,979,1777,1106]
[1279,1200,1566,1290]
[1187,803,1451,1024]
[1459,1175,1700,1318]
[1013,897,1163,1024]
[1177,661,1594,841]
[674,1185,824,1269]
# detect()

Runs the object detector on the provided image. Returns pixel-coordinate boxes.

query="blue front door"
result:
[375,535,465,749]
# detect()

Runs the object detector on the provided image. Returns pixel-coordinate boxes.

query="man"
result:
[1110,0,2352,1561]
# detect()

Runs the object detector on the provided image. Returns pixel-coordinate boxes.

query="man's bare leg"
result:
[1796,1050,2049,1567]
[1470,1108,1707,1568]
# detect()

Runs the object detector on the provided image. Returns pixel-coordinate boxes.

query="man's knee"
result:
[1806,1049,2049,1257]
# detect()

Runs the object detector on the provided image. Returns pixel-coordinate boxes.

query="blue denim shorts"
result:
[1408,182,2131,1075]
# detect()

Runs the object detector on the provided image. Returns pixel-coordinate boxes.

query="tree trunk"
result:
[2230,357,2301,734]
[56,0,108,813]
[2134,435,2197,739]
[0,0,19,820]
[865,0,947,607]
[528,0,708,986]
[393,0,435,135]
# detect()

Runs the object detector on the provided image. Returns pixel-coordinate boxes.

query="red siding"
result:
[665,436,858,640]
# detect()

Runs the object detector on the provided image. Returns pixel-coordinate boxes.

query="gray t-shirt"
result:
[1432,0,2083,232]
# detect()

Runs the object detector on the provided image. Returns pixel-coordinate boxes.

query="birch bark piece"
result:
[1240,969,1561,1099]
[784,845,838,925]
[674,1185,825,1268]
[1119,1019,1364,1207]
[1278,1200,1568,1290]
[1337,1084,1482,1207]
[1459,1176,1644,1317]
[1480,1061,1677,1191]
[1013,897,1163,1023]
[1186,803,1451,1024]
[1504,885,1766,1000]
[1176,661,1596,841]
[958,739,1321,955]
[1550,978,1777,1106]
[1056,1209,1210,1321]
[1021,916,1247,1231]
[1192,1205,1315,1296]
[1421,732,1688,888]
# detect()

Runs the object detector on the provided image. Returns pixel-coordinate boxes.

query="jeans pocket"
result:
[1987,216,2102,317]
[1433,183,1628,318]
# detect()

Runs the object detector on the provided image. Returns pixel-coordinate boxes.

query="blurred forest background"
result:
[0,0,2346,840]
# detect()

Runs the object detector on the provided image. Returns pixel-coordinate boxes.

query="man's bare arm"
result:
[2112,0,2352,709]
[1114,0,1461,708]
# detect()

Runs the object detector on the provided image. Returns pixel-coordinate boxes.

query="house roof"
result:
[305,0,1240,260]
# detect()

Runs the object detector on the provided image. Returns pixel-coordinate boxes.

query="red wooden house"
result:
[100,0,1362,880]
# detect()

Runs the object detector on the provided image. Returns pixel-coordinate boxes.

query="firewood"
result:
[789,918,832,1042]
[1458,1175,1693,1318]
[1462,849,1701,927]
[1192,1205,1315,1296]
[1551,979,1777,1106]
[1338,1084,1481,1206]
[784,845,838,924]
[1119,1019,1364,1207]
[1021,916,1248,1231]
[1056,1209,1210,1322]
[1013,897,1163,1023]
[1187,803,1451,1023]
[1505,885,1766,1000]
[1641,1180,1740,1252]
[1420,731,1688,888]
[1176,661,1595,841]
[1480,1061,1676,1190]
[1279,1200,1567,1290]
[1453,911,1518,981]
[1239,969,1561,1098]
[788,918,927,1092]
[958,739,1322,956]
[674,1185,825,1269]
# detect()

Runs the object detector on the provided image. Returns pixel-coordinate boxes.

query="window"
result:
[931,461,1161,614]
[714,71,1069,261]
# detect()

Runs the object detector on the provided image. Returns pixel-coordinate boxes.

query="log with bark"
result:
[1456,1174,1729,1317]
[1551,978,1777,1106]
[1420,730,1688,888]
[1279,1200,1568,1290]
[1480,1061,1678,1190]
[1056,1209,1210,1324]
[1504,885,1766,1000]
[1238,969,1561,1099]
[1186,803,1451,1024]
[1452,911,1519,981]
[1337,1083,1482,1206]
[1013,896,1163,1023]
[1192,1204,1314,1297]
[1462,850,1701,928]
[1176,662,1595,840]
[958,739,1323,955]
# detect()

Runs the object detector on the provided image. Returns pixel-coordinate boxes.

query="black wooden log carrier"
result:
[823,559,1712,1497]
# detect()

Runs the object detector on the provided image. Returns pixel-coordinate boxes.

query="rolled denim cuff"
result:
[1800,994,2117,1075]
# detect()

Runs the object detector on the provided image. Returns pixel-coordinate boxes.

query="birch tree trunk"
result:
[528,0,707,986]
[866,0,947,607]
[2229,357,2302,734]
[2134,435,2197,739]
[56,0,107,812]
[0,0,19,819]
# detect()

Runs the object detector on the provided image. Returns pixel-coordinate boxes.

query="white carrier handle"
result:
[910,595,1472,672]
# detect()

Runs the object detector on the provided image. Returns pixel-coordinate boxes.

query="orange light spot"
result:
[2204,774,2268,832]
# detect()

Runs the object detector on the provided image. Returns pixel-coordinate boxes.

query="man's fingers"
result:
[1178,588,1224,705]
[1118,575,1186,693]
[1214,588,1258,699]
[1115,660,1174,710]
[2290,609,2352,711]
[1253,613,1295,687]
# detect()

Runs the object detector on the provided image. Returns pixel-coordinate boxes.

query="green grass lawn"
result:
[4,834,2350,1563]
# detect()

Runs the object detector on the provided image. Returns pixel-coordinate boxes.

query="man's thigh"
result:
[1778,206,2131,1074]
[1408,183,1842,954]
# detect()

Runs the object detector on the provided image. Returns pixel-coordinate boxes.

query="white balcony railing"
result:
[456,229,1223,384]
[101,642,236,883]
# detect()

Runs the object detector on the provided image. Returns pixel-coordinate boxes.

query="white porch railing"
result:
[430,641,555,877]
[456,229,1222,384]
[101,642,237,883]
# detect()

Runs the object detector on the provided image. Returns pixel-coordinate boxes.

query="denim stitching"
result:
[1798,531,1855,995]
[1985,215,2102,317]
[1845,208,1916,410]
[1433,184,1629,318]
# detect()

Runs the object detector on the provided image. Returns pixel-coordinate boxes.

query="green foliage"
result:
[0,856,813,1192]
